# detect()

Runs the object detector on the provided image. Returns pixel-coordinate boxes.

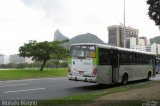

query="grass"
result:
[0,68,67,80]
[40,80,160,106]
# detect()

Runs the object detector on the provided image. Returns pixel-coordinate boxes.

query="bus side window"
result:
[142,55,146,64]
[146,56,149,64]
[136,54,140,64]
[119,53,122,65]
[152,57,156,65]
[139,55,143,64]
[130,53,136,65]
[120,51,127,65]
[99,48,111,65]
[149,57,152,64]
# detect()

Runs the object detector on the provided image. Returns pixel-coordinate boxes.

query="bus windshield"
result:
[71,45,96,58]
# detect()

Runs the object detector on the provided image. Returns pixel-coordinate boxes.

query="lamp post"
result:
[123,0,126,48]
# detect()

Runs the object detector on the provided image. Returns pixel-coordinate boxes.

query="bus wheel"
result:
[122,74,128,85]
[147,72,151,81]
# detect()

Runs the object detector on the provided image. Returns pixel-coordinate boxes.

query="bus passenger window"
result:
[99,48,111,65]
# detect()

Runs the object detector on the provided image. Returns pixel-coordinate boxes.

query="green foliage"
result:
[19,40,53,61]
[50,81,160,106]
[51,46,69,68]
[19,39,69,71]
[0,61,68,69]
[147,0,160,25]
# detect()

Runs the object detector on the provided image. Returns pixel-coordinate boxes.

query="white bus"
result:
[68,43,156,84]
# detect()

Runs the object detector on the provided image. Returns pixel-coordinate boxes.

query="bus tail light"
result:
[92,68,97,77]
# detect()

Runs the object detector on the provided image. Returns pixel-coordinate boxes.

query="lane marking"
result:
[0,77,67,83]
[4,88,45,94]
[0,84,27,88]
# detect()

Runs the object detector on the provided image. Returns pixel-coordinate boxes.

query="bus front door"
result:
[112,54,119,83]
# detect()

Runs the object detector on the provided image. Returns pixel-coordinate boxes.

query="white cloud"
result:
[0,0,159,55]
[0,0,54,55]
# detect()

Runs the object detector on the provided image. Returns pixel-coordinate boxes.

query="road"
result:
[151,73,160,80]
[0,74,160,100]
[0,77,98,100]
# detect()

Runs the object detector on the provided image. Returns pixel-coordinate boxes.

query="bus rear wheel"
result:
[147,72,151,81]
[122,74,128,85]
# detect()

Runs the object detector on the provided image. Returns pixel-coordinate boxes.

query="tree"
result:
[147,0,160,29]
[51,44,69,69]
[19,40,55,71]
[50,39,69,69]
[19,40,69,71]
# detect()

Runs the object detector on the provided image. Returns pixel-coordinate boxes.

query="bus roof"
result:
[71,43,155,56]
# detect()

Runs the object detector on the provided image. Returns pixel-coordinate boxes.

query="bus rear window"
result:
[71,45,96,58]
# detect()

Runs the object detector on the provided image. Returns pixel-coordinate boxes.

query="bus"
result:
[68,43,156,85]
[156,58,160,74]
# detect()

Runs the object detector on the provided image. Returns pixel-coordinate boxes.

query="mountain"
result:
[54,29,69,41]
[63,33,105,49]
[150,36,160,44]
[70,33,104,44]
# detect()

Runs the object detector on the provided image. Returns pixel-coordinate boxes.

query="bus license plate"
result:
[79,71,84,74]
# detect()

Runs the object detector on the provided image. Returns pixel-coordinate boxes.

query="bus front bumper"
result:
[68,75,96,83]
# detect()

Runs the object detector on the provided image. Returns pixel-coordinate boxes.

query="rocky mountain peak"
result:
[54,29,68,41]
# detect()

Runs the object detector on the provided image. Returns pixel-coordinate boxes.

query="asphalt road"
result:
[0,77,98,100]
[0,74,160,100]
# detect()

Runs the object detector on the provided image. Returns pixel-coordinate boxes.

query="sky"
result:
[0,0,159,55]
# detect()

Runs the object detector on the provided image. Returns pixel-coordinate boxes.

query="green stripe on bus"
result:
[96,47,99,65]
[93,58,97,65]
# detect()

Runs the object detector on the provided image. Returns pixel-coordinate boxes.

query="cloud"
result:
[0,0,159,55]
[21,0,67,15]
[0,0,55,55]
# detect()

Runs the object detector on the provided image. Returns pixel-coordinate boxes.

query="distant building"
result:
[147,40,150,45]
[130,45,146,52]
[0,54,4,64]
[146,43,160,55]
[139,37,147,46]
[126,37,137,48]
[9,54,33,64]
[4,56,9,64]
[107,25,160,55]
[108,25,139,47]
[0,54,9,64]
[131,42,160,55]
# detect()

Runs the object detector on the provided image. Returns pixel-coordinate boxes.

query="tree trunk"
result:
[55,60,60,69]
[55,62,59,69]
[40,59,47,71]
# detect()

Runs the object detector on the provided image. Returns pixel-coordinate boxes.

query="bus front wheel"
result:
[121,74,128,85]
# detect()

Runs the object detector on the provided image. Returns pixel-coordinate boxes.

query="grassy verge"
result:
[0,68,67,80]
[40,80,160,106]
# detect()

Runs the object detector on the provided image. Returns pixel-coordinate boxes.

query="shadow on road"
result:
[70,79,151,91]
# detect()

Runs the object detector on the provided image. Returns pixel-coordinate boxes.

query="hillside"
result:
[63,33,105,48]
[150,36,160,44]
[53,30,105,48]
